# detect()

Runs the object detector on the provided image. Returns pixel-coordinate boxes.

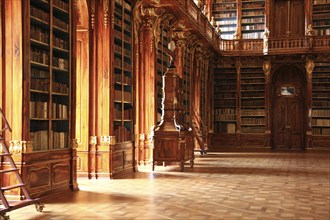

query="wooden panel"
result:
[312,136,330,149]
[28,165,51,192]
[212,134,237,147]
[52,162,70,189]
[240,134,265,146]
[290,0,304,37]
[274,0,288,37]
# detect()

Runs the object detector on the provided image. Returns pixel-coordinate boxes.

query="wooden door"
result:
[273,95,303,149]
[272,66,305,150]
[272,0,305,37]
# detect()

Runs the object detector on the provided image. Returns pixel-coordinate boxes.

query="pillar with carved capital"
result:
[136,6,159,165]
[263,59,272,148]
[305,57,314,148]
[172,26,188,78]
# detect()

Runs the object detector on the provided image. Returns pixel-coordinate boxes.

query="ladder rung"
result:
[1,183,25,191]
[0,153,11,157]
[0,168,19,174]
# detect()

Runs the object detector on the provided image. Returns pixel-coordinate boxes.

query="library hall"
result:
[0,0,329,219]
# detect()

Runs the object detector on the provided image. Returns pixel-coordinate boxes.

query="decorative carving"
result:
[263,27,270,55]
[263,60,271,83]
[90,8,95,29]
[9,140,32,154]
[71,139,79,149]
[89,136,97,145]
[306,24,313,36]
[305,57,315,83]
[103,0,109,28]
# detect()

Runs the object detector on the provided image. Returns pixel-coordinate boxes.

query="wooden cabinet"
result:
[153,67,194,171]
[21,0,75,197]
[110,0,135,178]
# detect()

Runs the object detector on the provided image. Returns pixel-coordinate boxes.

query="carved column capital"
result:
[140,6,159,30]
[263,60,272,83]
[90,7,95,30]
[103,0,109,28]
[305,57,314,83]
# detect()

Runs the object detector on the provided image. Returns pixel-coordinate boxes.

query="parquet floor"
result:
[6,150,330,220]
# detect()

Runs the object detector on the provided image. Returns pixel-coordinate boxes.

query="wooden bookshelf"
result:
[22,0,74,197]
[312,62,330,139]
[214,65,237,134]
[312,0,330,36]
[212,0,238,39]
[113,0,133,143]
[240,66,265,134]
[156,27,170,124]
[241,0,265,39]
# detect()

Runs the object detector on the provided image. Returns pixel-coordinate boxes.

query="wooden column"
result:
[88,0,97,179]
[172,27,187,79]
[136,6,159,165]
[263,59,272,148]
[94,0,111,178]
[305,57,314,149]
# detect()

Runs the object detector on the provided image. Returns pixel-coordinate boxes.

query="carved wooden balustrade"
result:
[219,36,330,56]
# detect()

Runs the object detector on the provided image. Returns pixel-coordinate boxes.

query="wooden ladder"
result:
[0,108,44,220]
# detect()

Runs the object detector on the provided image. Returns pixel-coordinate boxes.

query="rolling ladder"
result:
[0,108,44,220]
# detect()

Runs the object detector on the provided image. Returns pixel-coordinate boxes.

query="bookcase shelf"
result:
[241,0,265,39]
[313,0,330,35]
[25,0,71,151]
[212,0,237,39]
[112,0,133,143]
[312,62,330,136]
[240,66,265,133]
[214,65,237,134]
[156,27,170,124]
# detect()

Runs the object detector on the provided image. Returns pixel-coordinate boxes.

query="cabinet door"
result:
[273,0,304,37]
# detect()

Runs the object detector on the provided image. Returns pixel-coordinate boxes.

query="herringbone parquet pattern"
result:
[7,150,330,220]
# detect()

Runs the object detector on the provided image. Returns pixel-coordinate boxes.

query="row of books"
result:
[241,100,265,106]
[241,69,263,74]
[214,0,236,3]
[313,20,330,26]
[214,13,237,19]
[313,28,330,35]
[220,27,237,32]
[313,92,329,98]
[53,0,69,12]
[53,131,68,149]
[241,92,264,98]
[215,108,236,115]
[242,10,264,16]
[214,122,236,134]
[31,25,49,44]
[30,130,49,151]
[214,100,236,106]
[243,32,264,39]
[241,79,265,84]
[217,20,236,25]
[313,13,330,20]
[31,6,49,23]
[30,101,48,118]
[31,78,49,91]
[53,57,69,70]
[314,67,330,72]
[312,128,330,135]
[214,85,236,90]
[313,4,330,12]
[114,0,132,12]
[312,109,330,117]
[215,68,236,73]
[241,117,265,124]
[53,35,69,50]
[53,16,69,32]
[242,18,264,24]
[31,68,49,79]
[312,119,330,126]
[52,103,68,119]
[313,0,330,4]
[214,114,236,121]
[52,82,69,94]
[312,85,330,90]
[213,4,236,11]
[241,84,264,90]
[214,93,236,98]
[242,2,265,9]
[312,101,330,107]
[313,78,330,82]
[241,109,265,116]
[31,48,49,65]
[242,24,264,31]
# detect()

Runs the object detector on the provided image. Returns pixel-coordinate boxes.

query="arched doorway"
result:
[272,65,306,150]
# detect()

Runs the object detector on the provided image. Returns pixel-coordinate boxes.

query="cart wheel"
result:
[35,203,45,212]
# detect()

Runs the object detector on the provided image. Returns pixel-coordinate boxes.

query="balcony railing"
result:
[219,35,330,56]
